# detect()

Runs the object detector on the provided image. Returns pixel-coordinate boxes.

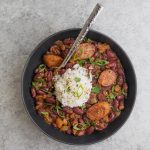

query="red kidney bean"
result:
[73,107,84,115]
[83,115,90,122]
[35,101,43,110]
[88,93,97,104]
[34,68,39,74]
[43,87,49,92]
[107,50,116,58]
[95,123,107,131]
[62,49,69,58]
[123,82,128,91]
[117,68,124,75]
[65,63,74,69]
[102,53,108,60]
[59,69,66,75]
[86,126,95,135]
[113,99,119,108]
[109,112,115,122]
[49,45,61,55]
[117,76,124,86]
[63,38,74,45]
[52,123,57,128]
[84,64,91,69]
[66,129,72,134]
[117,95,124,101]
[78,118,84,124]
[37,107,45,114]
[46,51,50,54]
[45,97,56,104]
[72,118,78,125]
[102,86,111,91]
[97,93,106,101]
[108,61,117,69]
[47,71,53,81]
[119,101,124,110]
[47,81,52,88]
[44,71,48,77]
[63,107,73,114]
[50,113,57,120]
[34,74,42,80]
[42,83,47,88]
[85,103,91,109]
[36,90,45,95]
[77,130,85,136]
[31,87,36,97]
[39,72,45,78]
[93,52,99,59]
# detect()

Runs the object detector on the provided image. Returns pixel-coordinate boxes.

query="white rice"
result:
[54,64,92,107]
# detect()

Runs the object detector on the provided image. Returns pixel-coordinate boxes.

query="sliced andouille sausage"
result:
[98,69,117,86]
[73,43,95,60]
[43,54,63,67]
[97,43,110,53]
[87,102,110,121]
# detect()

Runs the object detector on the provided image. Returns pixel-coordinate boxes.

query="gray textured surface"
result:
[0,0,150,150]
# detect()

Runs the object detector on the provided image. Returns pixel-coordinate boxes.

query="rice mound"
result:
[54,64,92,107]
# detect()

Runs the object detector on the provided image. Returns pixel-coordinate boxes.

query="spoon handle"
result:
[58,3,103,69]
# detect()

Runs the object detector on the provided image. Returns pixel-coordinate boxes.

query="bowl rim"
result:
[21,28,137,145]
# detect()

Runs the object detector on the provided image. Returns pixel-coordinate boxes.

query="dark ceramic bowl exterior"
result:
[21,28,136,145]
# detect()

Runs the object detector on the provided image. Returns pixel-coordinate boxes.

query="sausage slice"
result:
[74,43,95,60]
[43,54,63,67]
[87,102,110,121]
[98,69,117,86]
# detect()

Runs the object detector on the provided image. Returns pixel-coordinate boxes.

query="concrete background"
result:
[0,0,150,150]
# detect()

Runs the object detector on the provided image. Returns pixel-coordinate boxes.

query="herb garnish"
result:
[91,86,100,94]
[74,77,81,82]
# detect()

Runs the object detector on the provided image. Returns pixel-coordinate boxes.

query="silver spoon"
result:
[57,3,103,70]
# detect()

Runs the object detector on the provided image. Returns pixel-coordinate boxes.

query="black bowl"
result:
[21,28,137,145]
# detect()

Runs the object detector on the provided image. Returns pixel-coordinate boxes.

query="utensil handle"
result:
[58,3,103,69]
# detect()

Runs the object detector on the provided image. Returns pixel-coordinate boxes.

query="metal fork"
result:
[57,3,103,70]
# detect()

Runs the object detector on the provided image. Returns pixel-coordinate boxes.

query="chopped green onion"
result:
[74,77,81,82]
[109,93,116,99]
[106,86,118,100]
[32,82,36,87]
[91,86,100,94]
[89,58,109,66]
[83,37,92,42]
[72,84,84,98]
[77,60,86,66]
[90,121,96,126]
[121,88,127,97]
[43,102,52,106]
[34,78,45,83]
[38,64,46,72]
[89,57,94,64]
[111,86,115,93]
[73,124,81,131]
[80,104,86,110]
[54,105,64,118]
[41,112,49,115]
[32,82,40,90]
[106,92,118,100]
[73,123,88,131]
